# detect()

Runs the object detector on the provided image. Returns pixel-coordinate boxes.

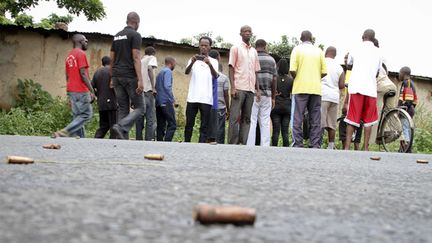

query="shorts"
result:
[321,101,338,130]
[345,93,378,127]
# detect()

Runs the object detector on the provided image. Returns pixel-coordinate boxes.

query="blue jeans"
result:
[64,92,93,137]
[113,77,145,138]
[136,91,156,140]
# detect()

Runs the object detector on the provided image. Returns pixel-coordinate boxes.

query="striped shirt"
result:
[217,73,229,109]
[257,52,277,97]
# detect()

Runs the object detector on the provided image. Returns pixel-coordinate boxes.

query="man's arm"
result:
[255,72,261,102]
[185,57,196,75]
[109,51,115,88]
[132,49,143,94]
[229,65,236,98]
[205,57,218,79]
[338,72,346,90]
[148,67,156,93]
[164,71,175,104]
[271,75,277,108]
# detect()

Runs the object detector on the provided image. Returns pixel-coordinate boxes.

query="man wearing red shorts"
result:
[344,29,382,151]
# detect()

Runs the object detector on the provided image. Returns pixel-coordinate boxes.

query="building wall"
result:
[0,28,229,111]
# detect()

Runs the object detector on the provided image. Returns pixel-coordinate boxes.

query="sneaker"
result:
[111,124,126,140]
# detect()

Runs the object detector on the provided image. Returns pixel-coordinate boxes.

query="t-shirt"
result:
[217,73,229,109]
[289,42,327,95]
[273,74,293,114]
[321,57,343,103]
[111,26,142,78]
[347,41,382,97]
[141,55,158,92]
[91,66,117,111]
[186,57,219,105]
[257,52,277,97]
[65,48,89,92]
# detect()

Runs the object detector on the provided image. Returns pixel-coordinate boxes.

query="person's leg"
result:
[184,102,198,142]
[216,108,226,144]
[308,95,322,148]
[228,91,246,144]
[271,111,281,146]
[240,91,255,145]
[108,110,117,139]
[292,94,308,147]
[117,78,145,136]
[246,96,260,146]
[156,106,166,141]
[207,108,218,143]
[144,92,156,141]
[64,92,93,137]
[362,96,379,151]
[327,102,338,149]
[198,103,212,143]
[259,96,272,146]
[281,113,290,147]
[95,110,109,138]
[135,115,144,140]
[339,119,347,149]
[290,95,296,145]
[345,124,356,150]
[163,104,177,142]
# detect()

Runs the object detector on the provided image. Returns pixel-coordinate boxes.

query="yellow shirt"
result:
[289,42,327,95]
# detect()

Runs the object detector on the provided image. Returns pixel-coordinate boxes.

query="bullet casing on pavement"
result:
[193,205,256,225]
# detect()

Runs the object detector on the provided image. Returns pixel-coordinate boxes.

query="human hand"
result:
[272,99,275,109]
[256,91,261,103]
[230,89,237,99]
[136,80,144,95]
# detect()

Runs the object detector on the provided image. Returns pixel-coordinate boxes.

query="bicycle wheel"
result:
[380,108,414,153]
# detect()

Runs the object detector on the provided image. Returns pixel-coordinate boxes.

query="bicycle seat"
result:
[384,90,396,98]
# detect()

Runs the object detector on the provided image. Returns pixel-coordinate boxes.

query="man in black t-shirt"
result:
[92,56,117,139]
[110,12,144,139]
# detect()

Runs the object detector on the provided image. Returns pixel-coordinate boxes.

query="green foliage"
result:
[179,32,233,49]
[0,15,14,25]
[14,13,33,27]
[0,0,105,21]
[411,104,432,153]
[35,13,73,29]
[268,35,299,58]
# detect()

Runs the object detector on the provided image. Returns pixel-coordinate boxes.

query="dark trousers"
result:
[293,94,321,148]
[207,109,218,142]
[271,111,290,147]
[136,92,156,141]
[184,102,212,143]
[228,90,254,144]
[113,77,145,139]
[216,109,226,144]
[156,104,176,141]
[95,110,117,139]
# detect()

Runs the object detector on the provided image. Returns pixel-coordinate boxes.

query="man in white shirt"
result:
[136,46,158,140]
[344,29,382,151]
[320,46,345,149]
[184,36,219,143]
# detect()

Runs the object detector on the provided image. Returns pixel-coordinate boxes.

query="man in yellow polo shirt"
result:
[289,30,327,148]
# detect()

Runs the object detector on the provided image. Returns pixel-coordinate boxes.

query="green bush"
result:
[0,79,99,137]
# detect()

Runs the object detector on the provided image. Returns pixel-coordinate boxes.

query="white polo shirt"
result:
[186,57,218,105]
[347,41,382,98]
[321,57,343,103]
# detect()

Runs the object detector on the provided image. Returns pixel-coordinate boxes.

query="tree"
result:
[35,13,73,29]
[267,35,299,58]
[0,0,105,21]
[179,32,233,49]
[14,13,33,27]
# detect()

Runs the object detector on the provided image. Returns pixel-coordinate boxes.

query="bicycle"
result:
[337,90,414,153]
[376,91,414,152]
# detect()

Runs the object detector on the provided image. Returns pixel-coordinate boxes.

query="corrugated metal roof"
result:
[0,23,230,54]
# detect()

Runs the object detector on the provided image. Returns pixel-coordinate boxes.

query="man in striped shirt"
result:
[246,39,277,146]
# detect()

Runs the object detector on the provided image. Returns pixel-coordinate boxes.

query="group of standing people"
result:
[53,12,417,152]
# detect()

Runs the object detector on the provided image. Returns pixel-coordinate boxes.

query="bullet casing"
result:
[6,156,34,164]
[193,205,256,225]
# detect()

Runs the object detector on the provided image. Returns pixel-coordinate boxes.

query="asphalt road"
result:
[1,135,431,243]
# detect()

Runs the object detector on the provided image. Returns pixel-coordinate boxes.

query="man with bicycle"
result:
[344,29,382,151]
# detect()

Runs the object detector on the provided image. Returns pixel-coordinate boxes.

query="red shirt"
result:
[65,48,89,92]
